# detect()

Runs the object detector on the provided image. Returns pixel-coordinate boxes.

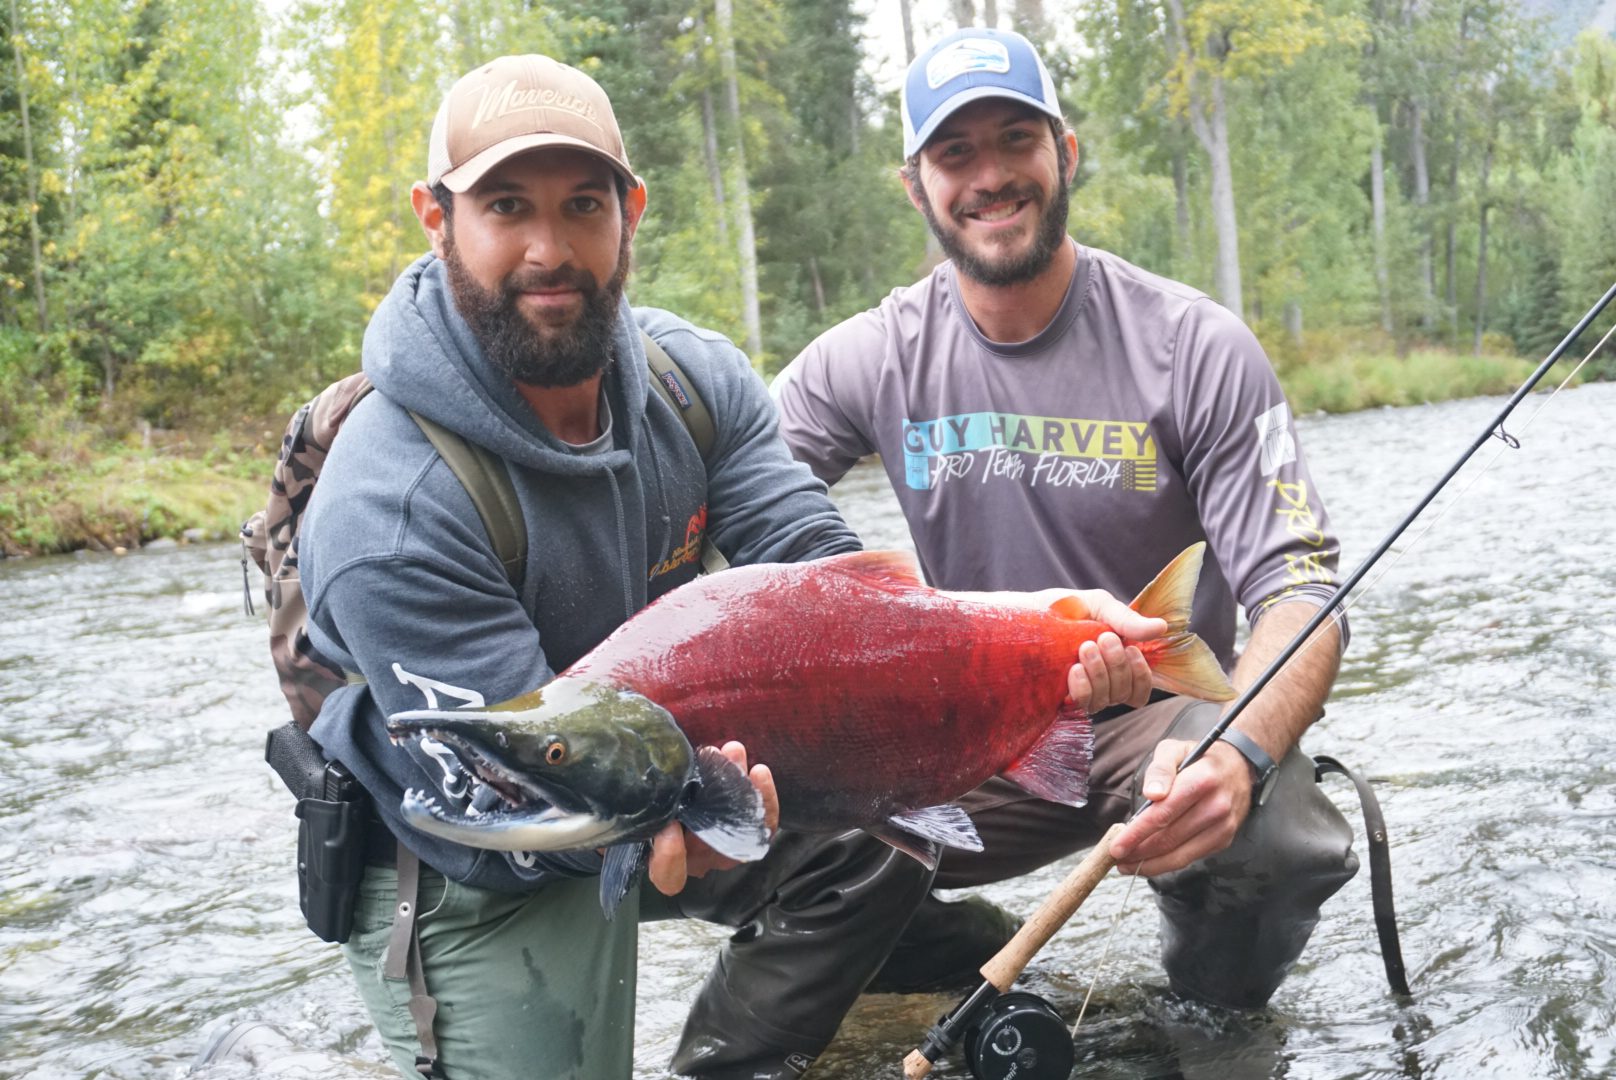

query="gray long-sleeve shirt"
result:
[773,242,1343,670]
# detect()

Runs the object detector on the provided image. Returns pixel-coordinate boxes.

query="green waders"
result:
[343,858,639,1080]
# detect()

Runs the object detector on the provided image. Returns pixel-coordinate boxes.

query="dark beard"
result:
[443,229,631,389]
[917,174,1070,288]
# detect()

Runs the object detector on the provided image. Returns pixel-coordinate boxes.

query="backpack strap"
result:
[400,333,711,589]
[642,330,715,461]
[407,410,526,590]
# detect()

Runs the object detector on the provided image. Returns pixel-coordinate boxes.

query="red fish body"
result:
[564,544,1234,844]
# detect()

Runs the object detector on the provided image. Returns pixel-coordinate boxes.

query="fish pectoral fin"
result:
[680,745,770,862]
[599,841,648,921]
[878,803,984,858]
[1001,712,1093,808]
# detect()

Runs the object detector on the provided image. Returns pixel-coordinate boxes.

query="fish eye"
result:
[544,738,567,765]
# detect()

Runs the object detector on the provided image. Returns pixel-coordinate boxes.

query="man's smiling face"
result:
[906,98,1074,288]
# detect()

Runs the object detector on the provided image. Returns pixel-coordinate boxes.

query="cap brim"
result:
[439,132,641,192]
[904,87,1063,159]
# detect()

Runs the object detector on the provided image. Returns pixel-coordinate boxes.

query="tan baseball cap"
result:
[427,54,639,193]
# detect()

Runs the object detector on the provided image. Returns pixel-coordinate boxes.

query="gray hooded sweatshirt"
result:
[301,254,860,891]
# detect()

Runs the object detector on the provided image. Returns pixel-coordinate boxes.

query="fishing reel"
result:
[960,991,1075,1080]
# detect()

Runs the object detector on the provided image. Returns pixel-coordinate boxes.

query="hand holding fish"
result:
[1063,590,1169,712]
[648,741,779,896]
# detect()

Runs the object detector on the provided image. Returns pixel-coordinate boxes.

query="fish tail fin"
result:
[1132,543,1238,702]
[1129,542,1206,633]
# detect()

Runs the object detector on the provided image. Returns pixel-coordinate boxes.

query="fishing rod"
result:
[902,278,1616,1080]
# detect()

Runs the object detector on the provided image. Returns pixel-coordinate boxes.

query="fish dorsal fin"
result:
[820,550,926,591]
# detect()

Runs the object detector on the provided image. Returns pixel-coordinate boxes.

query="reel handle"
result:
[980,823,1123,990]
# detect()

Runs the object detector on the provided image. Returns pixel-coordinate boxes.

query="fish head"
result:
[385,677,696,852]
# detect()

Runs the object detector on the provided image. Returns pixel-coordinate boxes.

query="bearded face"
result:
[443,221,632,389]
[913,153,1071,289]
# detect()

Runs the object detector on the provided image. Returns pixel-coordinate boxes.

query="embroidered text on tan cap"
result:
[428,54,639,193]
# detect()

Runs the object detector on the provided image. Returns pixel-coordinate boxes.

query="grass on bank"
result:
[0,440,266,557]
[0,341,1564,558]
[1272,333,1545,413]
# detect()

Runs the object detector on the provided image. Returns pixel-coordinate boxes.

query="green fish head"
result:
[385,677,695,851]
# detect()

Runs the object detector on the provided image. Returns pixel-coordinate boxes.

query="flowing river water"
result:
[3,382,1613,1080]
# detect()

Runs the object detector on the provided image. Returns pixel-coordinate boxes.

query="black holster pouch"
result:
[265,721,368,944]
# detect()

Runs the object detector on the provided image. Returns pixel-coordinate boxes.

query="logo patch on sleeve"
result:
[1254,402,1296,476]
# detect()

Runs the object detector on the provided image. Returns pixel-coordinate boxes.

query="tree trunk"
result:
[1473,141,1493,356]
[1284,300,1303,346]
[1445,123,1461,342]
[696,14,728,244]
[9,0,48,332]
[808,255,826,317]
[1203,76,1242,318]
[951,0,976,26]
[1172,139,1191,273]
[898,0,916,64]
[1014,0,1047,38]
[715,0,763,360]
[1370,106,1392,334]
[1404,1,1434,331]
[1410,100,1434,330]
[1165,0,1243,319]
[982,0,998,27]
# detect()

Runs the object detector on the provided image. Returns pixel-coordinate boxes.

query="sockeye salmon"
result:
[388,542,1235,916]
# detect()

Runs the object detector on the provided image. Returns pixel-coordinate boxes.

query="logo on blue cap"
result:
[925,38,1011,89]
[901,28,1062,159]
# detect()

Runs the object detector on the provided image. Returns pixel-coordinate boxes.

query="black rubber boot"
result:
[1143,701,1360,1009]
[865,892,1022,994]
[666,828,935,1078]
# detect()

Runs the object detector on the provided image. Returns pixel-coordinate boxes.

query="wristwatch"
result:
[1221,728,1279,808]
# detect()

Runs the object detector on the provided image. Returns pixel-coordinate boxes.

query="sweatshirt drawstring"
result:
[606,471,633,620]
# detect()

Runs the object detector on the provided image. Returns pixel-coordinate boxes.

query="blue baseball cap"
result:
[901,27,1062,159]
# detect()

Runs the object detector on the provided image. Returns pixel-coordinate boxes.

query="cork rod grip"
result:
[978,823,1124,990]
[903,1048,935,1078]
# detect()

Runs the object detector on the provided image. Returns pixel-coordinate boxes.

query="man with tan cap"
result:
[291,54,928,1080]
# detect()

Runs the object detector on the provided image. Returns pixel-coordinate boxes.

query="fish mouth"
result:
[399,725,558,808]
[398,785,629,852]
[389,724,631,851]
[386,715,681,852]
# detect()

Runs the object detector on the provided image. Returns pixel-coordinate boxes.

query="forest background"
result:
[1,0,1614,555]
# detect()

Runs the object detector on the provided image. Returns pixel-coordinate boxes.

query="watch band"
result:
[1220,728,1278,806]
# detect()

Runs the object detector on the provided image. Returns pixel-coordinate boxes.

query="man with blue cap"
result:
[766,23,1362,1070]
